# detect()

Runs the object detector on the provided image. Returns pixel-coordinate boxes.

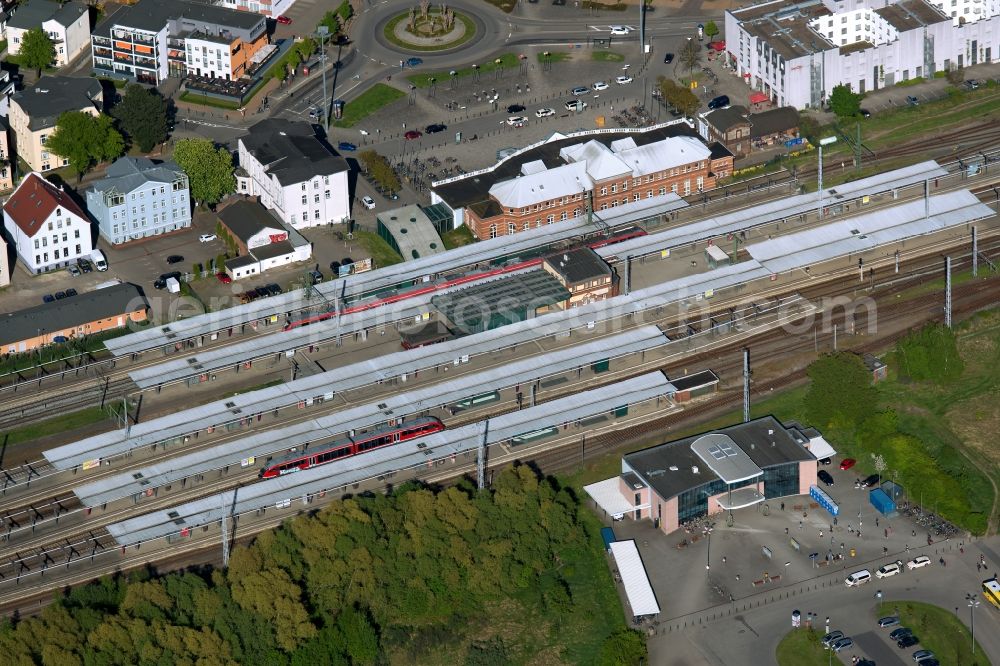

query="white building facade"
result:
[2,173,93,275]
[725,0,1000,109]
[6,0,90,67]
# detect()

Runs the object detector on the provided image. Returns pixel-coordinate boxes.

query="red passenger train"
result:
[282,227,647,331]
[259,417,444,479]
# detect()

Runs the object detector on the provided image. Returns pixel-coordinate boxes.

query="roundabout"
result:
[383,6,480,52]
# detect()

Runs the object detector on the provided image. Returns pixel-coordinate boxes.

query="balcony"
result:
[132,33,155,45]
[93,48,112,59]
[134,57,157,70]
[113,53,134,64]
[93,60,115,73]
[93,36,111,46]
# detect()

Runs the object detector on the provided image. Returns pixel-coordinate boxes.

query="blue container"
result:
[600,526,616,552]
[869,488,896,516]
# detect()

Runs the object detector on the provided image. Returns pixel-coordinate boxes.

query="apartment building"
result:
[725,0,1000,109]
[236,118,350,229]
[8,76,103,173]
[91,0,267,84]
[6,0,90,67]
[2,172,93,275]
[216,0,297,18]
[86,157,191,245]
[431,123,733,240]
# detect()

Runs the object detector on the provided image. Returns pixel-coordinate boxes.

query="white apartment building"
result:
[216,0,296,18]
[2,173,93,275]
[236,118,350,229]
[725,0,1000,109]
[6,0,90,68]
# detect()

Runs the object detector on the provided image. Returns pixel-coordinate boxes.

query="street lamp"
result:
[967,593,980,654]
[817,136,837,218]
[706,529,710,573]
[314,26,330,134]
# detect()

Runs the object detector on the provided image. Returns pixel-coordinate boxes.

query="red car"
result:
[276,15,292,25]
[404,130,422,140]
[839,458,856,470]
[216,272,232,284]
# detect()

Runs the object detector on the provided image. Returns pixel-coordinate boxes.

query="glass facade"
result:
[763,462,800,499]
[676,476,758,523]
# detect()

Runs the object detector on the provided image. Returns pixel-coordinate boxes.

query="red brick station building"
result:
[431,122,734,240]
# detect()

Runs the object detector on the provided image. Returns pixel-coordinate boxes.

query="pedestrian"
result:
[978,563,982,573]
[820,531,824,538]
[876,517,879,527]
[858,530,862,538]
[884,528,888,539]
[780,501,785,511]
[799,520,803,529]
[912,529,917,537]
[883,546,888,556]
[785,527,789,535]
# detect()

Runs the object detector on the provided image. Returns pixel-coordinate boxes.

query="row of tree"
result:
[359,149,401,194]
[656,76,700,116]
[0,466,646,665]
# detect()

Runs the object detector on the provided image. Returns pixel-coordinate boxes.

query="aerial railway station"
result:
[104,372,678,547]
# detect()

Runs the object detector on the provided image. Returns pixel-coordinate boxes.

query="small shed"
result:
[669,370,720,403]
[869,488,896,516]
[705,244,730,268]
[863,353,887,384]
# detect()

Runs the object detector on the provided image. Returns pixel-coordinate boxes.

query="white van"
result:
[845,569,872,587]
[91,249,108,271]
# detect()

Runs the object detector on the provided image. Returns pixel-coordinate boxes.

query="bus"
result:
[982,578,1000,609]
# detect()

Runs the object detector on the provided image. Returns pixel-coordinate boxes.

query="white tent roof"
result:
[584,478,636,518]
[609,540,661,617]
[807,436,836,460]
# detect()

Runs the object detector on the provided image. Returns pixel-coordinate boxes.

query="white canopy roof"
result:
[807,435,836,460]
[584,478,636,518]
[609,540,661,617]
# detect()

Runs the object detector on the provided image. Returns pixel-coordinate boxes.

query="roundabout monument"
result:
[383,2,479,52]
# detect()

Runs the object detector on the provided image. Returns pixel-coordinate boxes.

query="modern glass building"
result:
[585,416,829,534]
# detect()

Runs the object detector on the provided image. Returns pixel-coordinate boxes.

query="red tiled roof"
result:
[3,173,88,237]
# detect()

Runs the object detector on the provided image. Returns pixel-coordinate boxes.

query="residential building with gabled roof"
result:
[2,172,92,274]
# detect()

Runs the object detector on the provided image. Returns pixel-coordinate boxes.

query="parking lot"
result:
[600,451,1000,664]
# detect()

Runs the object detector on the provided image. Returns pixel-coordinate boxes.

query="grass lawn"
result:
[877,600,990,665]
[440,225,475,250]
[405,52,519,88]
[1,407,110,448]
[351,230,403,268]
[333,83,405,128]
[592,51,626,62]
[0,326,139,376]
[382,12,477,52]
[775,628,829,666]
[178,91,240,110]
[536,51,572,64]
[98,77,128,89]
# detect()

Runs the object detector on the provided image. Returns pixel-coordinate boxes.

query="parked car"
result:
[897,635,919,649]
[254,286,270,299]
[404,130,423,140]
[615,75,633,85]
[266,283,282,296]
[610,25,630,35]
[507,116,527,127]
[906,95,920,106]
[818,457,832,465]
[337,142,357,152]
[820,631,844,647]
[964,79,980,90]
[817,470,834,486]
[276,14,292,24]
[878,615,900,627]
[405,57,423,67]
[912,650,935,662]
[506,104,525,113]
[166,255,184,264]
[592,81,609,91]
[890,627,914,641]
[906,556,931,570]
[708,95,730,110]
[535,107,555,118]
[571,86,590,96]
[876,561,902,578]
[425,123,447,133]
[565,100,587,112]
[309,269,323,284]
[78,258,93,273]
[42,294,55,303]
[362,196,376,210]
[862,474,881,487]
[68,264,81,277]
[65,288,78,297]
[831,637,854,652]
[917,660,939,666]
[154,271,182,290]
[664,52,674,64]
[840,458,856,470]
[859,108,871,118]
[216,273,232,284]
[845,569,872,586]
[54,291,66,300]
[199,234,217,243]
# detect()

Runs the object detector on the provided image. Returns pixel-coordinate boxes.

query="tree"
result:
[319,11,341,35]
[112,83,169,152]
[19,27,55,76]
[828,83,862,117]
[657,77,699,116]
[678,38,702,81]
[597,628,647,665]
[46,112,125,178]
[896,323,964,382]
[172,139,236,206]
[803,352,878,430]
[703,20,719,40]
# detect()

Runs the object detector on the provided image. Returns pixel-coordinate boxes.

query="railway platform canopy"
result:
[609,540,661,618]
[745,190,993,274]
[106,371,676,546]
[73,327,669,507]
[47,320,669,471]
[594,160,949,262]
